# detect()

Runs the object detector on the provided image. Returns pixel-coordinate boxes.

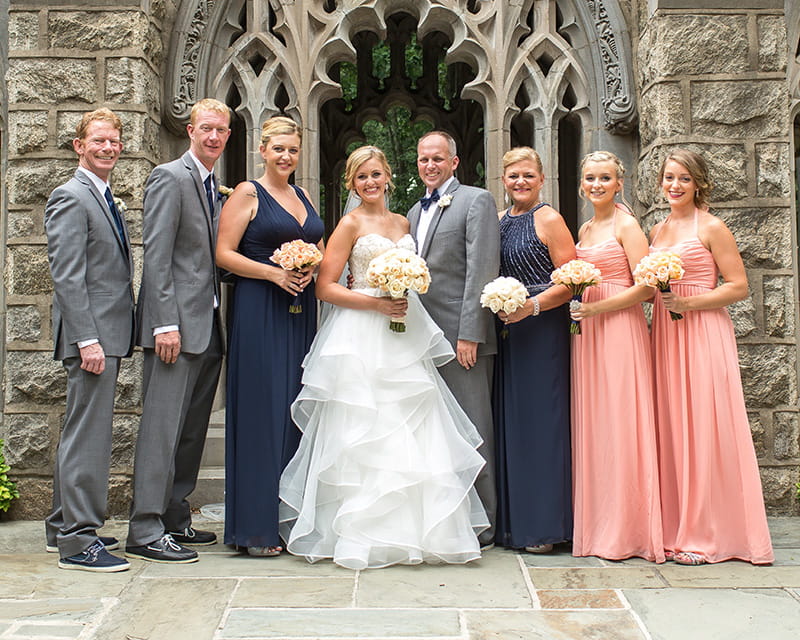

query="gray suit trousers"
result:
[438,354,496,544]
[45,356,120,558]
[127,327,222,546]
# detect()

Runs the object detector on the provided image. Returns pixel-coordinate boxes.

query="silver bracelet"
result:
[531,295,540,317]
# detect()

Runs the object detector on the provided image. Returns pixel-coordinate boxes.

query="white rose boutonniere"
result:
[219,185,234,198]
[438,194,453,209]
[113,197,128,215]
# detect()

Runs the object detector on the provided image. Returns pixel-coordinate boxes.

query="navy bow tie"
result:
[419,189,440,210]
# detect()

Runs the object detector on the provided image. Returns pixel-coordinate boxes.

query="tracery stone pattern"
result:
[3,2,164,518]
[637,4,798,514]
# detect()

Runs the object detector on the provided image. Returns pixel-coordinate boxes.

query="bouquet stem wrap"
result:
[389,292,408,333]
[568,294,583,334]
[658,283,683,321]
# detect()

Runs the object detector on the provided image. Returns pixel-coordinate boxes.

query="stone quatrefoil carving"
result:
[164,0,638,137]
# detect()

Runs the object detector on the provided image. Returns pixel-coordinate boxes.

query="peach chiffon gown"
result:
[650,215,773,564]
[572,215,665,562]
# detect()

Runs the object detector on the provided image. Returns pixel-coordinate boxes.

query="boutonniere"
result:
[438,194,453,209]
[113,197,128,215]
[218,185,233,198]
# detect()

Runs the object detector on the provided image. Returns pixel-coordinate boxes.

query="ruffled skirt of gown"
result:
[279,289,489,569]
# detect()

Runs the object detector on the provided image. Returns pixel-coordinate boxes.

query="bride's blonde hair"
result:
[344,146,395,194]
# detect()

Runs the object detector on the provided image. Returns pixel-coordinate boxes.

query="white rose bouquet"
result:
[480,276,529,338]
[366,248,431,332]
[633,251,685,320]
[270,239,324,313]
[550,259,603,334]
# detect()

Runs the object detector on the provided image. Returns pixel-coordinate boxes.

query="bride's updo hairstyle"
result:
[260,116,302,146]
[658,148,713,209]
[344,145,395,194]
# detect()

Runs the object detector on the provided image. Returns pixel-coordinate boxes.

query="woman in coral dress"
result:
[649,149,773,565]
[569,151,664,562]
[279,146,488,570]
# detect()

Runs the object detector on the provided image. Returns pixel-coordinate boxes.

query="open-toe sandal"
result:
[673,551,706,566]
[247,546,282,557]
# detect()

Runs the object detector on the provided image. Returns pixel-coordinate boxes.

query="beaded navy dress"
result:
[493,203,573,549]
[224,181,324,549]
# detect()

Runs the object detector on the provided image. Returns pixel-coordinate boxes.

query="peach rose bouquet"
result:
[366,248,431,332]
[550,259,603,334]
[633,251,685,320]
[480,276,529,338]
[270,239,324,313]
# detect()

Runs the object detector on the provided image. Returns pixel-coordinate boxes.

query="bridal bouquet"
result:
[366,248,431,332]
[633,251,685,320]
[550,259,602,334]
[480,276,528,338]
[271,239,324,313]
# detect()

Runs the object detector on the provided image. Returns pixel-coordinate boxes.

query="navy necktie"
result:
[204,174,216,215]
[103,187,128,254]
[419,189,440,210]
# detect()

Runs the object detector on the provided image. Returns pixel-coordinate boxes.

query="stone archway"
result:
[164,0,638,226]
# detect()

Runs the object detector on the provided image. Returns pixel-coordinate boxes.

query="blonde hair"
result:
[502,147,543,173]
[75,108,122,140]
[579,150,635,212]
[260,116,302,146]
[344,145,395,193]
[418,131,457,158]
[658,148,713,209]
[189,98,231,126]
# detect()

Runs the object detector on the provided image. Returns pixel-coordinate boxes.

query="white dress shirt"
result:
[416,176,454,252]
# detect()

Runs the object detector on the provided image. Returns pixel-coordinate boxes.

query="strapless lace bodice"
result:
[349,233,417,289]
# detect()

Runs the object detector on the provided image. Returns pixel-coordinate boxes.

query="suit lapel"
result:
[182,151,220,300]
[182,152,216,246]
[420,178,461,259]
[74,170,130,264]
[408,204,421,249]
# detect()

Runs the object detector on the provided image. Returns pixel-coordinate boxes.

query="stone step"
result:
[200,426,225,467]
[189,466,225,508]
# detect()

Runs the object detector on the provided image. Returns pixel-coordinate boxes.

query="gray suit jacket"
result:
[137,151,222,354]
[408,178,500,356]
[45,170,135,360]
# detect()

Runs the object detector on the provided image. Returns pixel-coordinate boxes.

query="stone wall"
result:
[1,0,798,518]
[2,0,165,518]
[638,4,800,513]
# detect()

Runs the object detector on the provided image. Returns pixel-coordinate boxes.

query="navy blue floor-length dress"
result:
[493,203,573,549]
[224,181,324,549]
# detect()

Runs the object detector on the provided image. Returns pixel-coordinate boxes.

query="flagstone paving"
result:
[0,517,798,639]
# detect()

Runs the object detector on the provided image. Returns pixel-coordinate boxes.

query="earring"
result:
[504,192,509,206]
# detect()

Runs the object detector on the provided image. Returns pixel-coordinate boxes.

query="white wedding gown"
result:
[279,233,489,569]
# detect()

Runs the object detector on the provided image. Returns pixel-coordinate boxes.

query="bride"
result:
[279,146,489,569]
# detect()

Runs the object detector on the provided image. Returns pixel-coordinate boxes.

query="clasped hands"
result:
[276,267,314,296]
[659,291,688,313]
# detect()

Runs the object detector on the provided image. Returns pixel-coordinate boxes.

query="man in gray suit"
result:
[44,108,134,572]
[408,131,500,547]
[126,99,231,563]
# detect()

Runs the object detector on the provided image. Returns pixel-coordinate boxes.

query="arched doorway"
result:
[318,11,485,234]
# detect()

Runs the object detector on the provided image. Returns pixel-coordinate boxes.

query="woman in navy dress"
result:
[493,147,575,552]
[216,117,324,556]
